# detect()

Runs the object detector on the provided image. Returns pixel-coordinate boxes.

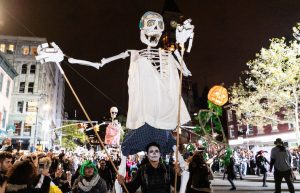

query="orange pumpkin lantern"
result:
[208,85,228,106]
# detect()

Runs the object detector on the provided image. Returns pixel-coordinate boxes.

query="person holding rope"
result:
[117,142,181,193]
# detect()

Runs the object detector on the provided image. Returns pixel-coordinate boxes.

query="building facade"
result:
[0,52,18,138]
[0,35,65,150]
[224,104,297,147]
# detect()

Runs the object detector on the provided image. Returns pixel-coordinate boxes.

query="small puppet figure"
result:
[105,107,121,146]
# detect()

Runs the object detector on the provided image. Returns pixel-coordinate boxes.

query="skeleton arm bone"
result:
[101,51,130,67]
[68,58,101,69]
[68,51,130,69]
[174,50,192,77]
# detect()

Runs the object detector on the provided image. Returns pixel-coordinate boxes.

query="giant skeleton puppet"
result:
[36,11,194,193]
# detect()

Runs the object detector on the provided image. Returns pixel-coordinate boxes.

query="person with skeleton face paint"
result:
[36,11,194,193]
[117,142,181,193]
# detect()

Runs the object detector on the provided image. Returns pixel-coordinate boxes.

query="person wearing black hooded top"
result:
[269,138,294,193]
[6,160,50,193]
[256,150,269,187]
[188,150,213,193]
[117,142,181,193]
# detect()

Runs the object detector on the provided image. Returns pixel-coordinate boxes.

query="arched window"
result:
[21,64,27,74]
[30,65,36,74]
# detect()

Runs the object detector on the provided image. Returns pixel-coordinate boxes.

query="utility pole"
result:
[33,93,48,148]
[33,106,39,147]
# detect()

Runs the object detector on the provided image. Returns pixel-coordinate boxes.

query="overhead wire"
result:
[63,61,126,112]
[3,6,132,192]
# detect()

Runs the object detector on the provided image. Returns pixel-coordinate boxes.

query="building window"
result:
[2,110,6,129]
[28,82,34,93]
[23,123,32,136]
[7,44,14,54]
[17,101,24,113]
[0,44,5,53]
[247,125,254,135]
[238,125,245,135]
[22,46,30,55]
[0,73,3,92]
[21,64,27,74]
[229,125,235,138]
[19,82,25,93]
[30,65,36,74]
[14,121,22,136]
[6,80,10,97]
[227,110,233,122]
[31,47,38,56]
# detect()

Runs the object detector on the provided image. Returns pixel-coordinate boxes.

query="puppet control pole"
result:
[62,71,129,193]
[174,43,185,192]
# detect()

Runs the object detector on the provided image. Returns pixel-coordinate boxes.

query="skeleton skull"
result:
[110,107,118,119]
[139,11,164,47]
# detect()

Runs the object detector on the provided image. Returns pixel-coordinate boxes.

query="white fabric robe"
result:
[126,50,191,130]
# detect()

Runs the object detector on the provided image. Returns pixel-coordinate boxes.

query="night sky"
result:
[1,0,300,121]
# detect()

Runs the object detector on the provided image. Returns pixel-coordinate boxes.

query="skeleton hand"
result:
[36,42,64,64]
[176,19,194,52]
[36,42,65,74]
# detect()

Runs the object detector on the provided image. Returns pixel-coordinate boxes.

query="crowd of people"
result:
[0,138,216,193]
[0,137,297,193]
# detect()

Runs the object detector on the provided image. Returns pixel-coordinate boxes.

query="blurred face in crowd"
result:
[3,139,11,146]
[147,146,160,162]
[0,158,13,172]
[84,167,94,177]
[99,161,106,169]
[47,151,53,158]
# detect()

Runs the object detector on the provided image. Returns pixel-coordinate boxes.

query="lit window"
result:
[22,46,30,55]
[30,65,36,74]
[28,82,34,93]
[14,121,22,136]
[19,82,25,93]
[21,64,27,74]
[17,101,24,113]
[26,101,37,112]
[23,124,32,136]
[0,44,5,53]
[0,73,3,92]
[6,80,10,97]
[7,44,14,54]
[31,47,38,56]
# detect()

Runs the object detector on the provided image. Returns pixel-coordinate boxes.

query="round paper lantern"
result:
[208,85,228,106]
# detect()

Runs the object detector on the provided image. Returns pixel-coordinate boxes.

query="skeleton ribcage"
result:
[138,48,170,79]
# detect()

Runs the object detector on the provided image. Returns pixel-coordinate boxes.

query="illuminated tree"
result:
[61,121,86,150]
[229,37,300,144]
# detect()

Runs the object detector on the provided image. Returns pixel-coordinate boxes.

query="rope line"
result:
[63,61,126,111]
[4,5,129,192]
[3,5,37,37]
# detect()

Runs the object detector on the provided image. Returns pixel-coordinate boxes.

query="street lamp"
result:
[33,94,48,147]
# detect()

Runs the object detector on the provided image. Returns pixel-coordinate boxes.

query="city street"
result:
[212,172,300,193]
[133,172,300,193]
